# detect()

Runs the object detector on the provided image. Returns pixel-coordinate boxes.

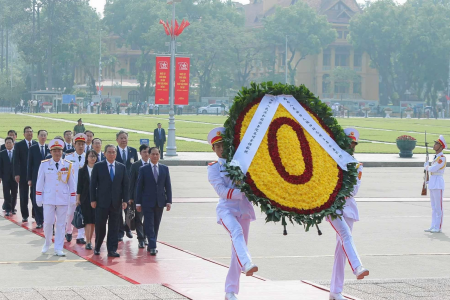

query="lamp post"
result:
[285,35,288,85]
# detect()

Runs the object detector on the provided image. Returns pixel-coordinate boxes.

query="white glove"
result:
[37,202,43,207]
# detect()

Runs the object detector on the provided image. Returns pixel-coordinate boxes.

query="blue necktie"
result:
[40,146,45,159]
[110,164,115,181]
[153,165,158,182]
[159,129,161,139]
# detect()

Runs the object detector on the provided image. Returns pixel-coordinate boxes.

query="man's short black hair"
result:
[149,146,159,153]
[104,144,116,153]
[23,126,32,133]
[63,130,72,136]
[157,123,161,126]
[139,144,149,152]
[7,130,17,136]
[4,137,14,143]
[37,129,48,136]
[93,137,102,143]
[116,130,128,139]
[84,130,94,136]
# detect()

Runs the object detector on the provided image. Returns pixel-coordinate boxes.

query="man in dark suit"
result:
[1,130,17,151]
[63,130,73,152]
[115,130,138,240]
[27,129,49,228]
[136,147,172,255]
[90,144,129,257]
[0,137,18,216]
[128,144,149,248]
[13,126,37,222]
[153,123,166,159]
[92,138,105,161]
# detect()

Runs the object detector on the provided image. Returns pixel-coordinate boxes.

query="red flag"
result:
[160,20,170,36]
[175,20,179,36]
[177,20,190,36]
[167,20,173,36]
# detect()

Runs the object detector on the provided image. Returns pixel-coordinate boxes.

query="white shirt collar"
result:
[38,143,46,147]
[151,162,159,168]
[142,159,150,165]
[107,160,116,167]
[118,146,128,152]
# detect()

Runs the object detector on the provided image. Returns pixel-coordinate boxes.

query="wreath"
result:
[223,82,358,232]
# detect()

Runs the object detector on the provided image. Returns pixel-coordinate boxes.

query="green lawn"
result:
[0,113,446,153]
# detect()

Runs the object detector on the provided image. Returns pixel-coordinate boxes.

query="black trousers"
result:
[95,205,121,252]
[155,141,164,159]
[143,205,164,249]
[30,185,44,225]
[2,177,17,212]
[19,180,31,219]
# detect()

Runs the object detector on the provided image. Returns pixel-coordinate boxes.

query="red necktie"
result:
[28,142,31,148]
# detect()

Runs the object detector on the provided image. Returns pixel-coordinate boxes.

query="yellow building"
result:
[73,35,142,102]
[243,0,379,104]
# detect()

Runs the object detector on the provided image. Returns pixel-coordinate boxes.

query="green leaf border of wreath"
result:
[223,82,358,232]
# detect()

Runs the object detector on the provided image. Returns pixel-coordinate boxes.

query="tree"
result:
[262,2,336,85]
[331,67,360,94]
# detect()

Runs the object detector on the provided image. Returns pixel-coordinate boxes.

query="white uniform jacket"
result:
[64,152,86,183]
[35,159,76,206]
[341,162,363,221]
[208,158,256,224]
[428,152,446,190]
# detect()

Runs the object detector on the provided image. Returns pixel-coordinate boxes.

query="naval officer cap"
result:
[435,135,447,149]
[344,128,359,144]
[208,127,226,145]
[74,133,87,143]
[49,139,64,151]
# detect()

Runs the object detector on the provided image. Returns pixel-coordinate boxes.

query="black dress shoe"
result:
[118,237,123,242]
[12,211,16,215]
[76,238,86,244]
[144,239,148,245]
[22,218,27,222]
[65,233,72,242]
[148,248,158,256]
[94,249,100,255]
[36,224,43,229]
[138,241,145,248]
[108,251,120,257]
[126,231,133,239]
[5,212,10,216]
[85,243,93,250]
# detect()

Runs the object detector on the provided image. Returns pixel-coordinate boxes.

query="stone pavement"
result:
[317,278,450,300]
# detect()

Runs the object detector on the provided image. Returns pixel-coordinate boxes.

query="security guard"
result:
[36,139,76,256]
[424,135,446,233]
[64,133,87,244]
[207,127,257,300]
[328,128,369,300]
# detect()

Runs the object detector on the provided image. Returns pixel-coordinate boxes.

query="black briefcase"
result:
[71,206,85,229]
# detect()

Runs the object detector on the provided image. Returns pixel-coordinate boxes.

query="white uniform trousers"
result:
[328,216,361,294]
[220,214,251,294]
[65,203,85,238]
[430,189,444,231]
[43,204,68,251]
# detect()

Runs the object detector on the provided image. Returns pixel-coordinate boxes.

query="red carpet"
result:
[0,199,354,299]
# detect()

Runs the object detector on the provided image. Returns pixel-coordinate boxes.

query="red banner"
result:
[175,57,190,105]
[155,56,170,105]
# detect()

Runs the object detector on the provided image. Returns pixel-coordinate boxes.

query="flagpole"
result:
[166,0,177,156]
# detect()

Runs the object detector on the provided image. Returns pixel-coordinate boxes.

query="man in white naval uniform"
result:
[424,135,446,233]
[328,128,369,300]
[64,133,87,244]
[207,127,257,300]
[36,139,76,256]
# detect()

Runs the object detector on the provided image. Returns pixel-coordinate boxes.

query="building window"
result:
[335,47,350,67]
[354,52,362,71]
[130,57,138,76]
[337,31,343,39]
[335,83,349,94]
[323,49,331,70]
[128,90,140,102]
[353,76,362,94]
[322,74,331,93]
[344,31,349,39]
[280,52,286,67]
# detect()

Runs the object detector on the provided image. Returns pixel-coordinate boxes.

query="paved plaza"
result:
[1,166,449,299]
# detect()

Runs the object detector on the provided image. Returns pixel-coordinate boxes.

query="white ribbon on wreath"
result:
[232,94,357,174]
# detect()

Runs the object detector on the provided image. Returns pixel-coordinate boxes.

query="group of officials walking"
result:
[0,123,172,258]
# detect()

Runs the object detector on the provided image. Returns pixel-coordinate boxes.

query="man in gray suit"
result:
[90,145,129,257]
[136,147,172,255]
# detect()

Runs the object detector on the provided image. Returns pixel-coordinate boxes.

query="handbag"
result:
[126,205,136,231]
[71,206,85,229]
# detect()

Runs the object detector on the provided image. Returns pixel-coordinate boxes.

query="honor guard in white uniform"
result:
[424,135,446,233]
[328,128,369,300]
[207,127,257,300]
[64,133,86,244]
[36,139,76,256]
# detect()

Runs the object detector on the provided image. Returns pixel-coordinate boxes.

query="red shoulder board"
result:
[208,161,218,166]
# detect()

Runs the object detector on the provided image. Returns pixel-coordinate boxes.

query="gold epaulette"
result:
[64,159,73,164]
[356,163,362,169]
[41,159,50,163]
[208,161,218,166]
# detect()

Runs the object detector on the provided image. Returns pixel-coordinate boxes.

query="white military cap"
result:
[73,133,87,143]
[344,128,359,144]
[49,139,64,150]
[435,135,447,149]
[208,127,225,145]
